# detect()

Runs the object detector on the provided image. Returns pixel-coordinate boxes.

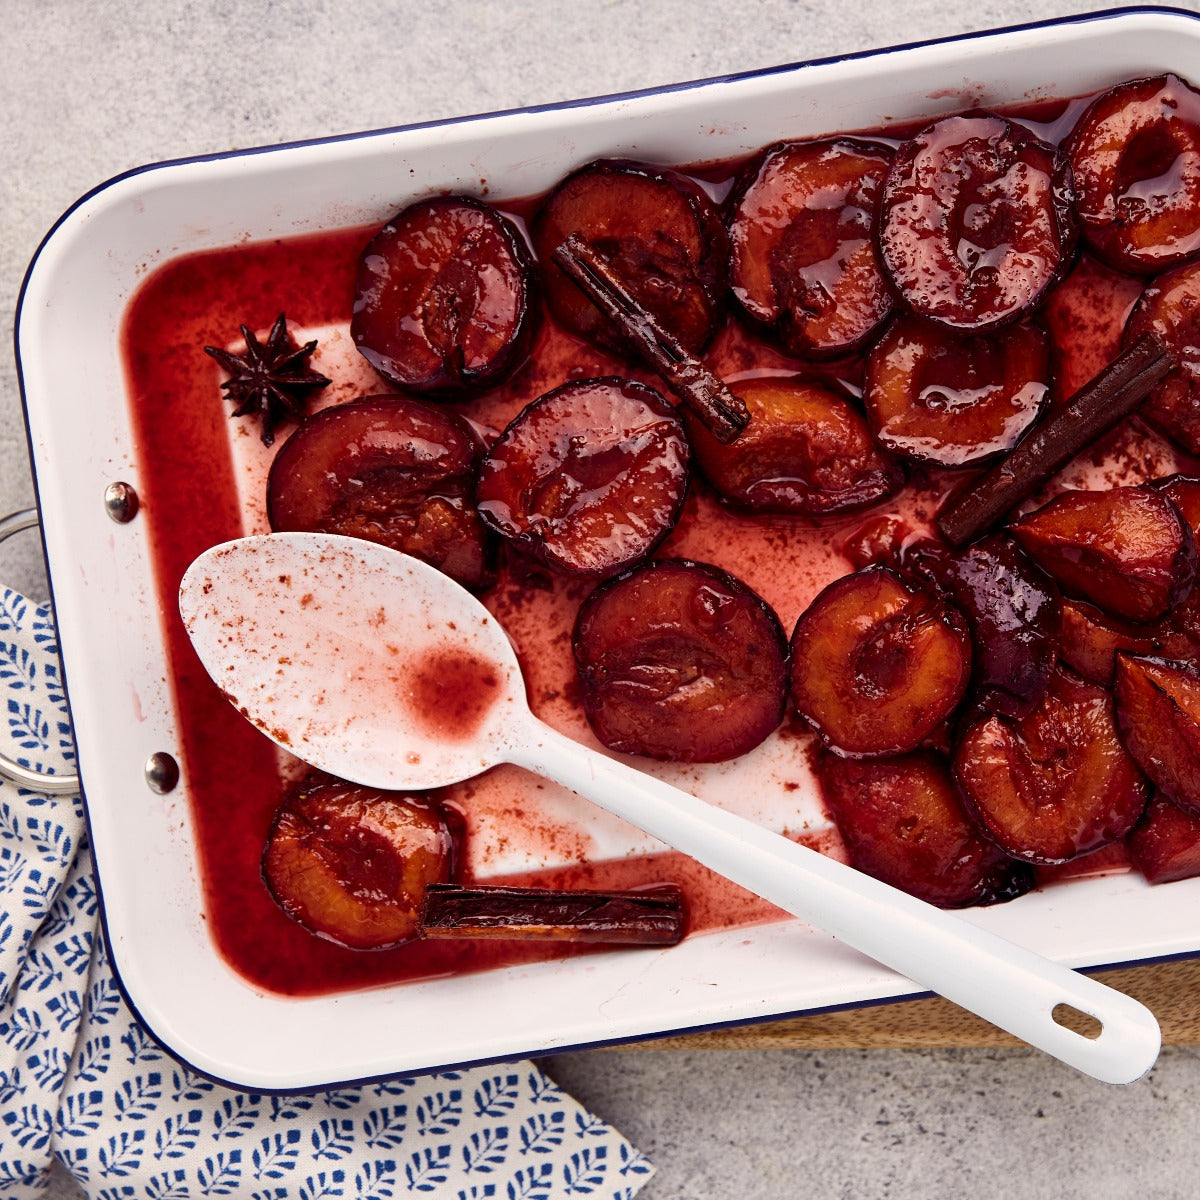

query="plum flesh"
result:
[476,377,689,577]
[573,558,788,763]
[1069,73,1200,274]
[351,195,538,395]
[864,318,1050,468]
[1010,485,1197,624]
[1114,654,1200,815]
[532,158,728,356]
[878,113,1075,330]
[685,374,904,516]
[955,667,1148,864]
[262,774,456,950]
[727,137,895,358]
[266,394,494,590]
[790,566,971,757]
[816,752,1033,908]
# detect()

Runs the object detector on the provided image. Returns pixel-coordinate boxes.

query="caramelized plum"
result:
[1114,654,1200,814]
[351,196,538,395]
[262,774,456,950]
[573,558,788,762]
[476,377,689,576]
[1068,74,1200,274]
[816,752,1033,907]
[790,566,971,757]
[685,375,904,515]
[863,318,1050,467]
[1127,793,1200,884]
[878,113,1075,330]
[1155,473,1200,529]
[954,667,1149,864]
[267,394,494,590]
[1059,597,1159,686]
[905,535,1059,719]
[1010,485,1197,623]
[1124,261,1200,453]
[727,138,895,358]
[532,159,728,355]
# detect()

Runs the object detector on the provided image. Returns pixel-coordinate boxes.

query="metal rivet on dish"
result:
[104,482,139,524]
[145,751,179,794]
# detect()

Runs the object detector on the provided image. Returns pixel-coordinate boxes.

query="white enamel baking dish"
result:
[16,6,1200,1090]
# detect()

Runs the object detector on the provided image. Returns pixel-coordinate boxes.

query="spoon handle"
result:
[511,722,1160,1085]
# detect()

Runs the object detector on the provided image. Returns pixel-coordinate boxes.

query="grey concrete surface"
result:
[6,1,1200,1197]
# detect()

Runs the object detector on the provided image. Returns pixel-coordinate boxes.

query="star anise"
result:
[204,313,331,446]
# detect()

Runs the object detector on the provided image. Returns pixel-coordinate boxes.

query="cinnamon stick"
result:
[552,234,749,443]
[420,882,686,946]
[935,332,1175,548]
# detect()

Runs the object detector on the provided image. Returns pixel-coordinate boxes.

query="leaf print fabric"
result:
[0,588,654,1199]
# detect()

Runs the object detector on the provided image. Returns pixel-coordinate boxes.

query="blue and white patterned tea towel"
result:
[0,586,655,1200]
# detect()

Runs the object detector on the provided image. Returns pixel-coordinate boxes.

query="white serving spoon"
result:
[179,531,1161,1084]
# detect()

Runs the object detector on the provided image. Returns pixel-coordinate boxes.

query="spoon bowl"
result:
[180,532,1162,1085]
[181,534,528,789]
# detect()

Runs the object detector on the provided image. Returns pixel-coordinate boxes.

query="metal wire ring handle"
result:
[0,509,80,794]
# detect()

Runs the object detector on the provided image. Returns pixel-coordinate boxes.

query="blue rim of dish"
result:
[13,3,1200,1092]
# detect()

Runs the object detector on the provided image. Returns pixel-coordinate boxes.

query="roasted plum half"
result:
[1125,261,1200,454]
[351,196,539,395]
[262,774,456,950]
[572,558,789,763]
[1114,654,1200,815]
[267,394,494,590]
[1009,485,1197,624]
[726,137,895,359]
[1128,793,1200,885]
[903,534,1060,719]
[954,667,1149,864]
[790,566,971,757]
[685,375,904,515]
[877,113,1075,330]
[476,377,689,576]
[816,752,1033,908]
[1058,597,1160,687]
[1068,74,1200,275]
[532,158,729,356]
[863,318,1051,467]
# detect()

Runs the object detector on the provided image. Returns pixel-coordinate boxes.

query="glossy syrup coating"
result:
[1114,654,1200,816]
[532,158,729,355]
[1010,484,1198,624]
[1125,260,1200,454]
[351,195,539,395]
[573,558,789,763]
[815,752,1033,908]
[954,666,1149,864]
[266,394,494,590]
[902,534,1060,720]
[1128,793,1200,885]
[863,317,1051,467]
[684,374,905,515]
[789,566,971,758]
[1068,73,1200,275]
[878,113,1076,330]
[476,377,689,576]
[262,774,456,950]
[1058,596,1160,687]
[726,137,895,359]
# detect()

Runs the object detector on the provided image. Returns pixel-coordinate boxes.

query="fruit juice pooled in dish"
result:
[124,72,1200,996]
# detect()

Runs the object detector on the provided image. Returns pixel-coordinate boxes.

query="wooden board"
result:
[623,958,1200,1049]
